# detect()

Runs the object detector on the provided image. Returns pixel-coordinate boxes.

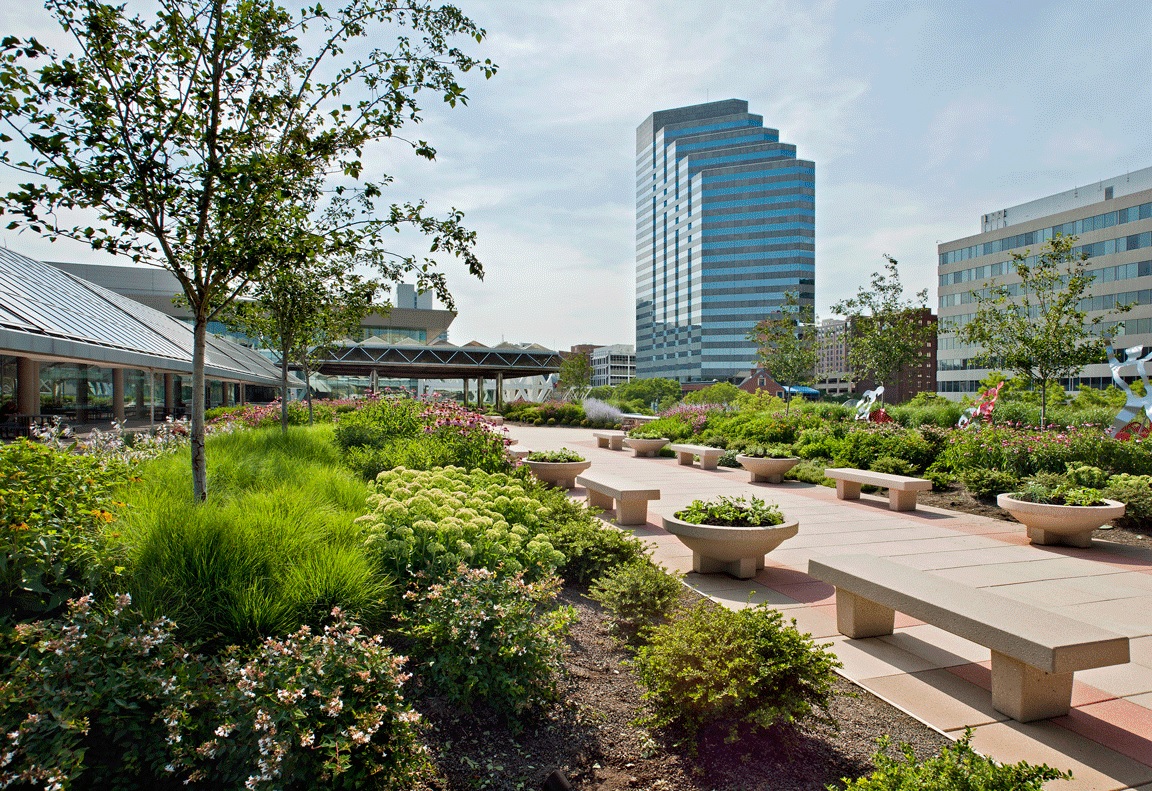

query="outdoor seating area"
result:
[576,470,660,526]
[512,422,1152,791]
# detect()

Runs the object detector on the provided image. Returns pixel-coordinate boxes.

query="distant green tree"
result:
[957,235,1130,427]
[833,256,933,403]
[557,352,592,396]
[615,378,682,412]
[747,292,817,416]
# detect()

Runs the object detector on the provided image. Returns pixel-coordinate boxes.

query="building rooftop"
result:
[982,164,1152,232]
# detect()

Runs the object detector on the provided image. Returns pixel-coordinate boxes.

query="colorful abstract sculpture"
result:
[958,380,1004,429]
[1105,340,1152,440]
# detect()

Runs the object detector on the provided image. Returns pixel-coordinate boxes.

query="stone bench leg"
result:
[676,451,694,466]
[835,588,895,638]
[990,650,1074,722]
[836,479,862,501]
[888,488,919,511]
[609,437,623,450]
[586,488,614,513]
[752,472,784,484]
[596,437,610,448]
[616,497,649,526]
[1027,527,1093,548]
[700,455,718,471]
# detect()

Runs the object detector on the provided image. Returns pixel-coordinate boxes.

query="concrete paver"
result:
[508,425,1152,789]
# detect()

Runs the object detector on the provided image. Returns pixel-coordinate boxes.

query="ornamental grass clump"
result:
[359,466,565,583]
[630,602,839,745]
[399,565,575,721]
[675,495,784,527]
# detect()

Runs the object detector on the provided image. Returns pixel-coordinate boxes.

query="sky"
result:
[3,0,1151,351]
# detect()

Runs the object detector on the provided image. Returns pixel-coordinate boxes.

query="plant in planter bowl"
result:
[997,480,1125,548]
[736,443,801,484]
[624,425,671,458]
[662,495,798,579]
[524,448,591,489]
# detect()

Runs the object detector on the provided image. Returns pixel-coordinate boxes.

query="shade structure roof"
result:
[313,338,563,379]
[0,248,298,387]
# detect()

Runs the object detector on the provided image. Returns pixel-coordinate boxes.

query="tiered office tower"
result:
[635,99,815,382]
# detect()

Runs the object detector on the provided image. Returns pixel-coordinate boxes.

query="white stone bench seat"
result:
[824,467,932,511]
[809,555,1130,722]
[508,446,530,460]
[576,471,660,526]
[592,430,626,450]
[668,443,725,471]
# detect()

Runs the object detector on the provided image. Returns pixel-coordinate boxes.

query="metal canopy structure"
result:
[314,339,562,380]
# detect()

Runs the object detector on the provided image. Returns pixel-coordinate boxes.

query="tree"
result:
[747,292,816,416]
[957,234,1129,427]
[683,381,742,406]
[832,256,933,403]
[0,0,495,499]
[614,378,682,412]
[224,241,381,433]
[557,351,592,397]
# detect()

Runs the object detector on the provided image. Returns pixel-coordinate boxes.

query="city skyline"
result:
[3,0,1150,352]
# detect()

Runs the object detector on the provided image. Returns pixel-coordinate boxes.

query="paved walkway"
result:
[509,425,1152,791]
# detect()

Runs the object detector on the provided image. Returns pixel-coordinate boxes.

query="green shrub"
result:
[535,492,647,585]
[675,495,784,527]
[333,398,424,450]
[786,459,834,486]
[832,729,1070,790]
[359,466,565,584]
[0,439,129,624]
[176,610,423,790]
[628,416,693,441]
[630,602,839,743]
[960,468,1019,499]
[546,417,557,425]
[400,566,575,720]
[833,427,937,474]
[588,560,681,637]
[870,456,917,477]
[0,594,200,790]
[1104,474,1152,523]
[1065,463,1110,489]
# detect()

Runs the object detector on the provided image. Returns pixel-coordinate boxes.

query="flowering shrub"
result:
[581,397,623,424]
[935,424,1152,479]
[337,397,512,477]
[359,466,565,583]
[627,416,693,441]
[657,402,725,434]
[174,610,423,790]
[400,566,575,720]
[208,396,366,430]
[0,594,201,790]
[0,440,128,624]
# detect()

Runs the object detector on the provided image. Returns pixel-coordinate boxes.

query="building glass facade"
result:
[937,166,1152,396]
[635,99,815,382]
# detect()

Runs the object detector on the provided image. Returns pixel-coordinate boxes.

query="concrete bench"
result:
[668,443,725,471]
[809,555,1129,722]
[824,467,932,511]
[507,446,530,460]
[593,430,626,450]
[576,471,660,526]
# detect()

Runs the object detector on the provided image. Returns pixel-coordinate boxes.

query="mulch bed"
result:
[413,589,948,791]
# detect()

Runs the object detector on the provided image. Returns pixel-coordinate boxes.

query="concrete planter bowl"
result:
[661,514,799,579]
[524,459,591,489]
[623,437,670,458]
[997,494,1126,548]
[737,454,801,484]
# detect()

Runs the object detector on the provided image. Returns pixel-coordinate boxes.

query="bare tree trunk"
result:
[1040,377,1048,429]
[191,317,208,501]
[280,340,290,435]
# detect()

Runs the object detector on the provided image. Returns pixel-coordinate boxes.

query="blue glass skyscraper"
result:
[635,99,815,382]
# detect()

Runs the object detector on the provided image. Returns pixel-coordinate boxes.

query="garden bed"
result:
[413,588,949,791]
